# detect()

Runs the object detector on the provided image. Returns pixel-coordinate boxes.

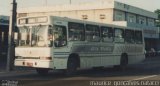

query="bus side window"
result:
[68,22,85,41]
[135,31,143,44]
[85,24,100,42]
[114,28,124,43]
[101,26,113,42]
[54,26,67,47]
[125,29,135,44]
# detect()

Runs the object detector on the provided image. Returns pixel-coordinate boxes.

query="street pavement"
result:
[0,57,160,86]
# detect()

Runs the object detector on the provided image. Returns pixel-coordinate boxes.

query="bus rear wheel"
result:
[120,54,128,70]
[36,68,49,75]
[66,57,78,76]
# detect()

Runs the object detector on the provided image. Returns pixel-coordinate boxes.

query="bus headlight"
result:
[40,57,52,60]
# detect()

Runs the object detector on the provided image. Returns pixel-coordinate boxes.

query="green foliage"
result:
[155,9,160,19]
[154,9,160,27]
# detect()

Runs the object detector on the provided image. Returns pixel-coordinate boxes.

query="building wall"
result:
[24,9,114,24]
[0,16,9,60]
[18,6,158,40]
[114,1,157,19]
[0,15,9,25]
[17,0,157,28]
[94,9,114,23]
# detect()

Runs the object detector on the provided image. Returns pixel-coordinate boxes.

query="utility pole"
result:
[7,0,17,71]
[70,0,71,4]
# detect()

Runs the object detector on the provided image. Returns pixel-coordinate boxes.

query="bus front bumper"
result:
[14,59,54,68]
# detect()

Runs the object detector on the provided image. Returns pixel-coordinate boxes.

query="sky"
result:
[0,0,160,15]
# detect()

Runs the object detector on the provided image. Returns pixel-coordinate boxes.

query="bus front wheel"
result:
[66,57,78,76]
[119,54,128,70]
[36,68,49,75]
[114,54,128,70]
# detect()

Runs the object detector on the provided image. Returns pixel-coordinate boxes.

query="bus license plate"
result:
[27,62,33,67]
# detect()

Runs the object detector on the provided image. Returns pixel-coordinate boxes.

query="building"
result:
[0,15,9,60]
[17,0,158,51]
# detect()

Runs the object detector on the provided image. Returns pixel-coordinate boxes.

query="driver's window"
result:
[53,25,67,47]
[47,26,54,47]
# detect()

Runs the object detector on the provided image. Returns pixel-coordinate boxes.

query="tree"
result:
[154,9,160,27]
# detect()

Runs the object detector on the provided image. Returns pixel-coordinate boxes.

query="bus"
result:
[14,16,145,75]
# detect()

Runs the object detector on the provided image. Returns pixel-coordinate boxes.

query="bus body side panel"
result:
[128,44,145,64]
[53,58,68,69]
[70,42,118,69]
[53,44,71,69]
[112,43,125,65]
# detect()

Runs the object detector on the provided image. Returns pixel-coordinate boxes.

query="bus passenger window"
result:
[135,31,143,44]
[68,22,85,41]
[114,28,124,43]
[101,26,113,42]
[86,24,100,42]
[125,29,135,44]
[54,26,67,47]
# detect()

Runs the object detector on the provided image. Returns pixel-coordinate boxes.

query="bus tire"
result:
[36,68,49,75]
[119,54,128,70]
[114,54,128,70]
[66,57,79,76]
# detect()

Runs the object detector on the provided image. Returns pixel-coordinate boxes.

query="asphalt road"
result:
[0,57,160,86]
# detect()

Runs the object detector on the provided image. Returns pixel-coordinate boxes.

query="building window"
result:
[128,15,136,23]
[82,15,88,20]
[140,19,144,24]
[116,13,123,21]
[138,17,146,25]
[100,14,106,19]
[148,18,155,26]
[114,11,125,21]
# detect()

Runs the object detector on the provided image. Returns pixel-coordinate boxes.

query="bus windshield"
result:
[18,25,48,47]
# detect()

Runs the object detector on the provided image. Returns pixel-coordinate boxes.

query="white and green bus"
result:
[14,16,145,75]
